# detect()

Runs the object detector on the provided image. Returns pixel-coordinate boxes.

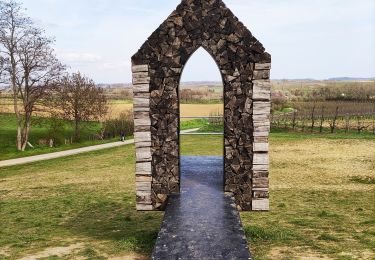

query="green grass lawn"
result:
[0,113,119,161]
[0,132,374,259]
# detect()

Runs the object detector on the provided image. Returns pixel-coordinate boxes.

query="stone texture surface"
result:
[132,0,271,211]
[152,156,251,260]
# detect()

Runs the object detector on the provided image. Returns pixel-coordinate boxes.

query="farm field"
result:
[107,103,224,119]
[0,133,374,259]
[0,101,223,119]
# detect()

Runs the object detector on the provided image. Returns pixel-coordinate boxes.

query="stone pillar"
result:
[252,63,271,211]
[132,64,154,211]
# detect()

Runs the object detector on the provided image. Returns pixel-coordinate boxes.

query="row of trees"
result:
[0,0,107,151]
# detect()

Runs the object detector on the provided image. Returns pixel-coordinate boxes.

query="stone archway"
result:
[132,0,271,211]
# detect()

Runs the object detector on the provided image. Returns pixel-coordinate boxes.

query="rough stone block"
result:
[136,204,153,211]
[135,141,152,149]
[254,125,271,133]
[252,177,269,188]
[253,80,271,90]
[253,101,271,115]
[136,162,152,175]
[134,118,151,127]
[253,153,269,165]
[135,132,151,142]
[254,136,269,143]
[253,190,269,199]
[254,63,271,70]
[252,199,269,211]
[133,71,149,79]
[253,142,269,152]
[136,193,152,204]
[253,114,270,122]
[253,171,269,178]
[134,92,150,99]
[136,181,152,191]
[253,131,269,137]
[136,147,152,162]
[132,64,149,73]
[133,77,150,85]
[253,69,270,80]
[133,97,150,108]
[133,84,150,93]
[253,164,269,171]
[136,175,152,182]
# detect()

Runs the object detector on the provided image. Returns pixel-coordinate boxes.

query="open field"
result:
[1,102,224,119]
[107,103,224,119]
[1,133,374,259]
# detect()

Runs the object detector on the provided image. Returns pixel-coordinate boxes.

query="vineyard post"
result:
[284,114,288,129]
[292,110,297,130]
[329,106,339,133]
[345,113,350,133]
[310,102,316,133]
[301,115,306,132]
[356,114,362,133]
[319,106,325,133]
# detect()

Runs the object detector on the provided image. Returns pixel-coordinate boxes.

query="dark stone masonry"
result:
[132,0,271,211]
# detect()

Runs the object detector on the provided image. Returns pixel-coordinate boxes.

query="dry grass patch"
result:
[270,138,375,191]
[242,133,375,259]
[180,104,223,118]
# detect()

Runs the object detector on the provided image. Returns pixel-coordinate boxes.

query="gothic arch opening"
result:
[179,47,224,153]
[178,47,225,191]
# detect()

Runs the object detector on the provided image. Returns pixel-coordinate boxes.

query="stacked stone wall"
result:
[132,0,271,211]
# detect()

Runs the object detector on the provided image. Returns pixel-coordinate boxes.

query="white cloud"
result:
[101,61,131,70]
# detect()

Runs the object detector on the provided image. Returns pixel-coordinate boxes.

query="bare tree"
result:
[0,0,65,151]
[52,72,108,141]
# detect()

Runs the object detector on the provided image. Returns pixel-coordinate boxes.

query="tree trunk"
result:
[16,123,22,151]
[74,120,81,142]
[20,115,31,151]
[11,51,23,151]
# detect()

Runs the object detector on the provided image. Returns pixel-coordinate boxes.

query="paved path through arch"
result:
[152,156,251,260]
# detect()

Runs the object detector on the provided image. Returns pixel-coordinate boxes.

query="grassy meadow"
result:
[1,133,374,259]
[0,114,118,161]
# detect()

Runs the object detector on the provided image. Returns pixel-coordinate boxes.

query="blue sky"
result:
[22,0,375,83]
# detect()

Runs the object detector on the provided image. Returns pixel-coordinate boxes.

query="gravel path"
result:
[0,128,200,168]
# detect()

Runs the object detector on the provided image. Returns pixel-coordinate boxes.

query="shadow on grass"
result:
[62,195,162,254]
